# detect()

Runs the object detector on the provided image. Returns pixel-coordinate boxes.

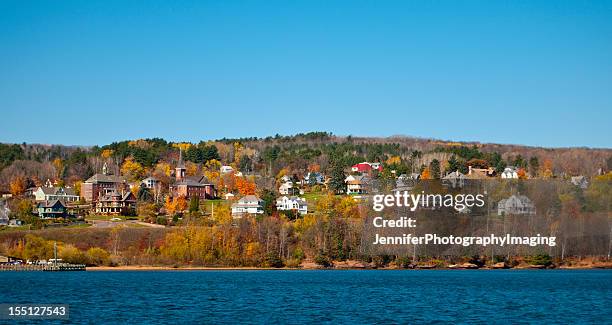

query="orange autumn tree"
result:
[165,196,188,215]
[420,167,431,180]
[9,176,26,196]
[308,164,321,173]
[517,168,528,179]
[542,159,554,178]
[236,177,256,195]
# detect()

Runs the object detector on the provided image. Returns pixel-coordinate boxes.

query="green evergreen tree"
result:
[189,197,200,213]
[430,159,441,179]
[328,154,346,194]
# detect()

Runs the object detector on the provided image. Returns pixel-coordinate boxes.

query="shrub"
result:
[395,256,412,268]
[87,247,111,266]
[265,252,284,268]
[528,253,553,266]
[314,252,331,267]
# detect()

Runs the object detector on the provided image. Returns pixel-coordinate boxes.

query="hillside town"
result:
[0,133,610,269]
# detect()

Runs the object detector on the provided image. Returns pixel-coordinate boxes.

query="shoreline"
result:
[86,265,612,271]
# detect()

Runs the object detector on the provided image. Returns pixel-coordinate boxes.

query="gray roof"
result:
[39,186,77,196]
[85,174,126,184]
[37,200,66,209]
[175,176,213,187]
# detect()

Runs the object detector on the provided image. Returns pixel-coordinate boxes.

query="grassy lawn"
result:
[0,225,31,232]
[86,215,136,221]
[65,223,92,229]
[202,200,229,214]
[301,191,326,203]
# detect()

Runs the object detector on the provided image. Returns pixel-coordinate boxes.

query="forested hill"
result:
[0,132,610,190]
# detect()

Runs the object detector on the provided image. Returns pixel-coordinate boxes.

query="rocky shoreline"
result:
[85,260,612,271]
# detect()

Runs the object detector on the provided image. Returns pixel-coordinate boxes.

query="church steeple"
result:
[102,162,108,175]
[176,149,186,182]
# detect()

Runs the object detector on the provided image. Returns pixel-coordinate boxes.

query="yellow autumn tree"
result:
[386,156,401,165]
[101,149,114,158]
[52,158,64,178]
[172,143,192,152]
[121,157,145,182]
[153,162,172,178]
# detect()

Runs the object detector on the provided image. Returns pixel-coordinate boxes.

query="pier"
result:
[0,264,86,271]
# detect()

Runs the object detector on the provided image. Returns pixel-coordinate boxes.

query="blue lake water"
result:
[0,270,610,324]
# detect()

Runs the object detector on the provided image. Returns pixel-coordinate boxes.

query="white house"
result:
[33,185,79,202]
[501,167,519,179]
[302,172,325,185]
[442,171,467,188]
[571,176,589,189]
[140,177,160,189]
[280,175,292,183]
[498,195,536,216]
[220,165,234,174]
[276,196,308,215]
[224,193,236,200]
[231,195,264,217]
[345,175,367,194]
[279,182,296,195]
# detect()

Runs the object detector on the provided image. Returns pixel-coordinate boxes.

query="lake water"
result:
[0,270,611,324]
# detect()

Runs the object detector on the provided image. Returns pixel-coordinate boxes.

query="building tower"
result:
[176,149,186,182]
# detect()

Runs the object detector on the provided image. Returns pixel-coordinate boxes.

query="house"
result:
[276,196,308,215]
[224,193,236,200]
[81,163,128,203]
[303,172,325,185]
[231,195,264,216]
[398,173,421,181]
[501,167,519,179]
[345,175,367,194]
[94,190,136,216]
[392,176,414,193]
[36,200,68,219]
[171,177,217,200]
[498,195,536,216]
[280,175,292,183]
[302,172,325,186]
[140,177,160,189]
[442,171,467,188]
[170,150,217,200]
[351,162,383,173]
[279,182,300,195]
[468,166,495,178]
[33,182,79,203]
[571,176,589,189]
[220,165,234,174]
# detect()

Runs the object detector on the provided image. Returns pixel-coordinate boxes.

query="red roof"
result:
[352,162,382,172]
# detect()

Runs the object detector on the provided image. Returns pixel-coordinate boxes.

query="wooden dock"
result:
[0,264,86,271]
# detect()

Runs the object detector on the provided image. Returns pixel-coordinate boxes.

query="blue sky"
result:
[1,1,611,148]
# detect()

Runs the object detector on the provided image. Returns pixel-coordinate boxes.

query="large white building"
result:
[501,167,519,179]
[276,196,308,215]
[33,182,79,203]
[231,195,264,217]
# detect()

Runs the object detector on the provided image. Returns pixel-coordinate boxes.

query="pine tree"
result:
[328,154,346,194]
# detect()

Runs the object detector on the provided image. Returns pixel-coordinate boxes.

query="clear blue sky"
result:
[1,1,611,148]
